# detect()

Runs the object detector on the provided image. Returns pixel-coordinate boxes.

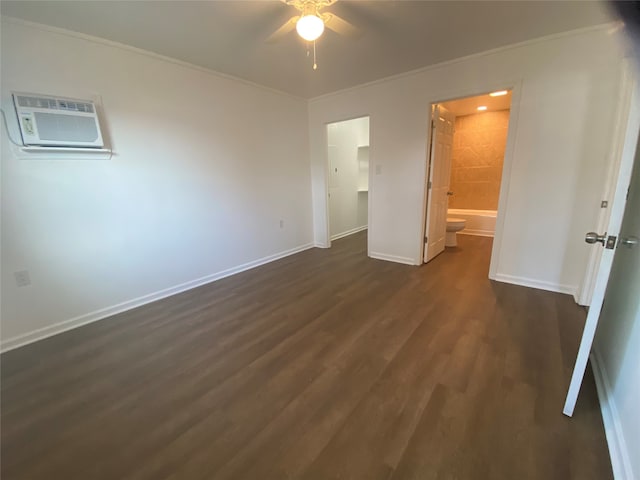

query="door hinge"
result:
[424,236,428,242]
[428,181,432,189]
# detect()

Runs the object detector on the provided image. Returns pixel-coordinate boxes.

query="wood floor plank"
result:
[0,232,612,479]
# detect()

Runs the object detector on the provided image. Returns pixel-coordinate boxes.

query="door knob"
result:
[620,236,639,248]
[585,232,607,246]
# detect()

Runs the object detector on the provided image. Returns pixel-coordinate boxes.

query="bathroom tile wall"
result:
[449,110,510,210]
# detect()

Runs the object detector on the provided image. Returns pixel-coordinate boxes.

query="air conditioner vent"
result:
[58,100,94,113]
[15,95,94,113]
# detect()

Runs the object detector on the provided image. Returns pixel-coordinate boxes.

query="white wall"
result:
[593,139,640,480]
[0,19,312,348]
[327,116,369,239]
[309,26,625,290]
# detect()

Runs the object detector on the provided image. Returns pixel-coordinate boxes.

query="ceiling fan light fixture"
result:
[296,14,325,41]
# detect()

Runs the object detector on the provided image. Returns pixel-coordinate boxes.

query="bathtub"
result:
[447,208,497,237]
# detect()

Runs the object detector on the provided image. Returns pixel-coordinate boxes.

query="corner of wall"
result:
[492,273,577,296]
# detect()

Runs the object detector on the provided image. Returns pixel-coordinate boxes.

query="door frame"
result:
[419,81,523,281]
[323,114,373,255]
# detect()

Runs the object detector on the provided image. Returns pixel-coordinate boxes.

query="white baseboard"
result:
[0,243,315,353]
[330,225,367,241]
[458,230,494,238]
[591,349,635,480]
[492,273,577,296]
[369,251,417,266]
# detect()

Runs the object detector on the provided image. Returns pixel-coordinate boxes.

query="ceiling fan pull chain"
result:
[313,40,318,70]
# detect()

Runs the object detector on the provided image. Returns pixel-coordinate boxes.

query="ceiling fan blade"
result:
[323,13,361,38]
[266,16,299,43]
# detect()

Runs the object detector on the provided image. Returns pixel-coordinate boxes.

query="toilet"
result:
[445,217,466,247]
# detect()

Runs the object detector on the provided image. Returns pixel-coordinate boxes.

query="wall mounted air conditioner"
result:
[12,92,104,148]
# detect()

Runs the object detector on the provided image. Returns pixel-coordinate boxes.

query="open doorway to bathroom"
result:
[422,90,513,267]
[326,116,370,249]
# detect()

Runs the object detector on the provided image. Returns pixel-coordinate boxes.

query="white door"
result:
[424,105,455,263]
[564,81,640,416]
[591,135,640,480]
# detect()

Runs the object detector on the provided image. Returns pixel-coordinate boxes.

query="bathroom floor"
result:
[1,231,611,480]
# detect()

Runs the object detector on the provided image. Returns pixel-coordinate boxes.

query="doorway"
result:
[423,90,514,269]
[326,116,370,246]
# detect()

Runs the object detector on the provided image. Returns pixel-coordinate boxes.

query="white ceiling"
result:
[441,90,512,116]
[0,1,614,98]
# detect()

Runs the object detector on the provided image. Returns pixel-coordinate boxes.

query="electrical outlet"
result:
[14,270,31,287]
[279,220,284,229]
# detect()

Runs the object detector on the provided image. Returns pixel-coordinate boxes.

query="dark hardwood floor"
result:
[1,232,612,479]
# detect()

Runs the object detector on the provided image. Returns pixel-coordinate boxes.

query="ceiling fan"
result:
[267,0,360,69]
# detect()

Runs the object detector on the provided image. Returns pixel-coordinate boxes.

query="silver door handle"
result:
[620,236,639,247]
[585,232,607,246]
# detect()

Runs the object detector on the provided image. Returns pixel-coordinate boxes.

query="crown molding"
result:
[308,22,617,103]
[0,16,619,104]
[0,16,306,102]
